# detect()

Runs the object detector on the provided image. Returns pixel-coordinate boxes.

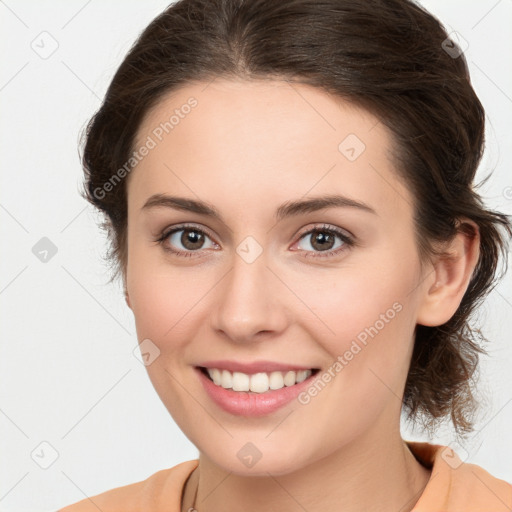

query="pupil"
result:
[313,231,334,251]
[183,229,204,249]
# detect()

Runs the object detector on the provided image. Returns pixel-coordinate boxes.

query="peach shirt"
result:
[58,441,512,511]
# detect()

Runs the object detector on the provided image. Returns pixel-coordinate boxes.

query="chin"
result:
[197,438,322,477]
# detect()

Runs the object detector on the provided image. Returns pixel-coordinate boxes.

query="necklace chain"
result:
[184,466,199,512]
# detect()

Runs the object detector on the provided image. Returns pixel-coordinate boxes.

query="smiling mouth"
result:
[198,366,320,393]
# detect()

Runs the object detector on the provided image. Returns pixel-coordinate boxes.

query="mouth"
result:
[197,366,321,394]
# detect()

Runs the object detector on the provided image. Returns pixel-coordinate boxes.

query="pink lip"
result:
[198,359,315,374]
[195,366,319,417]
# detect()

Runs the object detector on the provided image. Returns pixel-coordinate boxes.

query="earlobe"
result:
[125,289,132,309]
[416,221,480,327]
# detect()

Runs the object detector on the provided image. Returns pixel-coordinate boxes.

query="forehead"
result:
[128,78,414,221]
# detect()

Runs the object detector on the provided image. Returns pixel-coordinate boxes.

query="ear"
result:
[124,289,132,309]
[122,270,132,309]
[416,220,480,327]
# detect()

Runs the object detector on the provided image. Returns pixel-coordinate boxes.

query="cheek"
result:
[126,257,225,365]
[291,255,419,384]
[292,266,418,448]
[126,264,203,420]
[126,256,196,346]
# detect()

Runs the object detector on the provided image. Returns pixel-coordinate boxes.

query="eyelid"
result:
[157,222,220,258]
[160,222,218,243]
[295,223,354,241]
[291,223,355,257]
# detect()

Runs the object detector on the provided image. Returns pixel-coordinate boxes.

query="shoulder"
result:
[407,441,512,511]
[57,459,199,512]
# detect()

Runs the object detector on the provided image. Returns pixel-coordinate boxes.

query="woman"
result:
[59,0,512,510]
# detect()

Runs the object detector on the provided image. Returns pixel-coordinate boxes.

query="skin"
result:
[124,78,480,512]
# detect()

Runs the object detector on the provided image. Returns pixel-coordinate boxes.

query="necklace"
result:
[191,471,199,511]
[183,466,199,512]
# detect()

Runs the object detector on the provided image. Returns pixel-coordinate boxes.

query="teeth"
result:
[206,368,313,393]
[221,369,232,389]
[211,368,222,385]
[269,371,284,389]
[296,370,309,383]
[249,372,269,393]
[284,371,296,386]
[232,372,250,391]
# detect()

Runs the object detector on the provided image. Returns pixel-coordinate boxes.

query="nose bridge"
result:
[211,239,286,342]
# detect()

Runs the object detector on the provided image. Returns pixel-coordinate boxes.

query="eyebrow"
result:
[275,194,377,219]
[141,193,377,222]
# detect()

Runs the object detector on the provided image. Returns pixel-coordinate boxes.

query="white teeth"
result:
[269,371,284,389]
[296,370,309,383]
[283,371,296,386]
[205,368,313,392]
[249,372,269,393]
[221,369,232,389]
[211,368,222,385]
[232,372,250,391]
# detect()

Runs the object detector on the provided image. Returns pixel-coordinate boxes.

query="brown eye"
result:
[295,225,354,258]
[157,224,217,256]
[178,228,206,250]
[306,230,337,251]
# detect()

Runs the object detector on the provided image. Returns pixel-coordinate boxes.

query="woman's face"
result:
[124,78,432,475]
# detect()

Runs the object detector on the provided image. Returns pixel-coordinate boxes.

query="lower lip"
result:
[195,367,318,417]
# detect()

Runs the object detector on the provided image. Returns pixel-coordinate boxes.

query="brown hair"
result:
[80,0,511,436]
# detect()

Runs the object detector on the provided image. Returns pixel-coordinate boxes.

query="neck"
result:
[182,428,431,512]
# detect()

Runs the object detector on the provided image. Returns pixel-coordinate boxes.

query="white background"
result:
[0,1,511,510]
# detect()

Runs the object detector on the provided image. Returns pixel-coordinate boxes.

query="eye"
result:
[156,222,355,259]
[294,224,354,258]
[156,223,218,258]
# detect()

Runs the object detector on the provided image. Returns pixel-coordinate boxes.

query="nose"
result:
[209,247,289,344]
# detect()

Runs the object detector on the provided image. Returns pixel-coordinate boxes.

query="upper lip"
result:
[197,360,318,374]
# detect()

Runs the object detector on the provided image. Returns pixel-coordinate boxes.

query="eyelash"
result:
[155,223,355,259]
